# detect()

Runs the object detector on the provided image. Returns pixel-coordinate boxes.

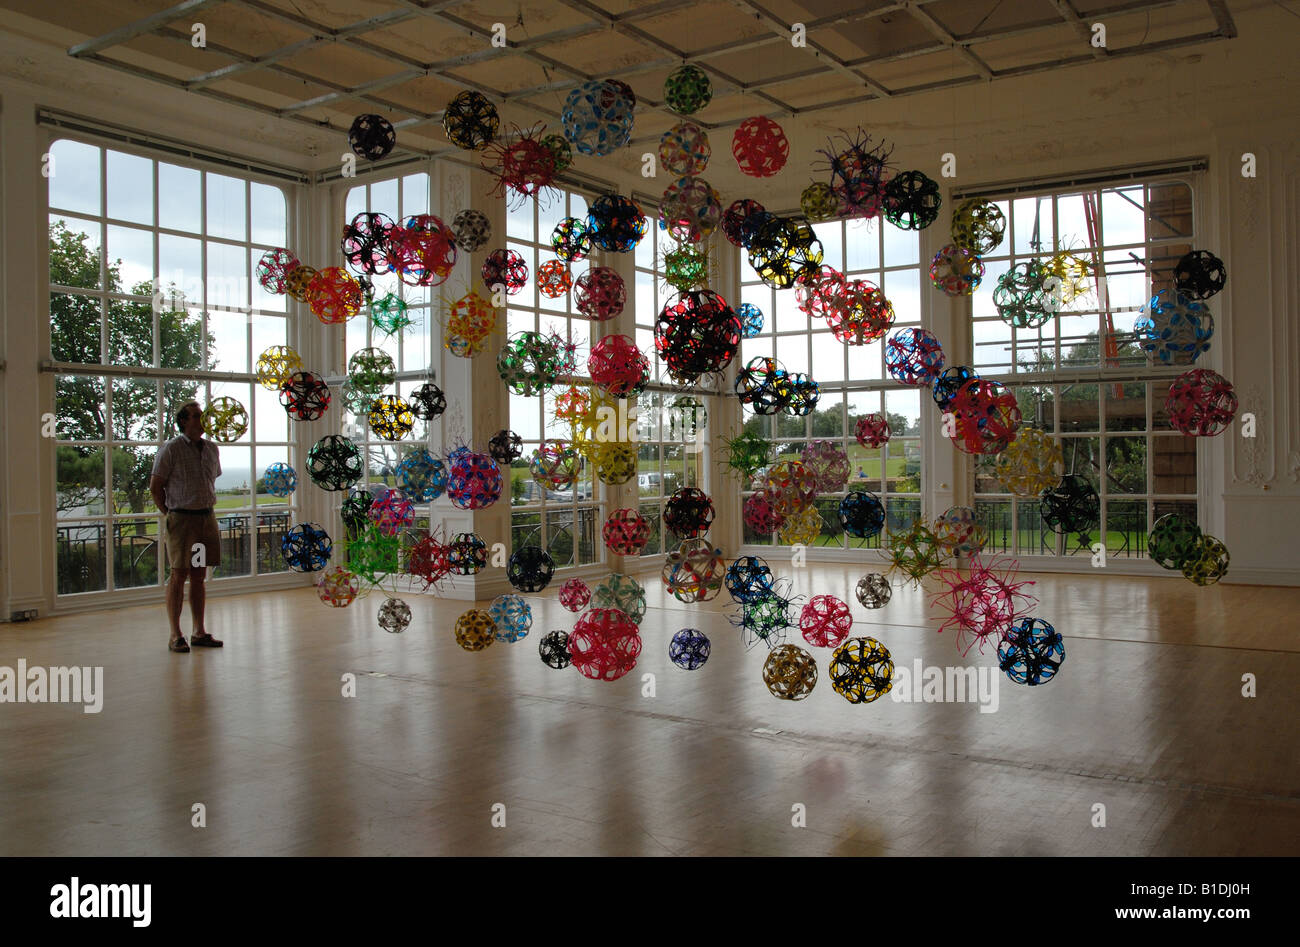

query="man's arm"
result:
[149,475,168,514]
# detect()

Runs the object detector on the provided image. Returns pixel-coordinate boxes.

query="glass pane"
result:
[49,140,102,215]
[1146,181,1192,240]
[159,162,202,234]
[50,216,102,290]
[1151,435,1196,495]
[845,216,878,271]
[1105,381,1146,432]
[1102,186,1145,246]
[51,292,102,363]
[1059,383,1099,431]
[882,222,918,268]
[108,296,155,368]
[250,182,287,246]
[57,521,108,594]
[160,304,207,372]
[1106,436,1146,494]
[107,224,154,297]
[206,173,247,242]
[401,173,429,218]
[206,242,249,312]
[159,233,203,304]
[1106,499,1145,557]
[212,513,253,578]
[106,151,153,226]
[111,377,158,443]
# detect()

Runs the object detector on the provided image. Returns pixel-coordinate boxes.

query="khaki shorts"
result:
[165,512,222,572]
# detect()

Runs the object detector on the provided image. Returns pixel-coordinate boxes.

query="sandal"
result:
[190,633,223,648]
[169,636,190,653]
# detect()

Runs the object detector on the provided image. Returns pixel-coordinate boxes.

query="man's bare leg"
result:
[167,568,186,643]
[189,567,206,637]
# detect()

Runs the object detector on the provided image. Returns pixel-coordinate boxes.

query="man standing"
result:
[150,401,224,653]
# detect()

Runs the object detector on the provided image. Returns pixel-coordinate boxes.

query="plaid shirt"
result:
[151,434,221,509]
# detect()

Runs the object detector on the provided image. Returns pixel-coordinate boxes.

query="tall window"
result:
[506,190,602,569]
[49,138,292,595]
[632,219,711,557]
[739,215,924,549]
[341,174,436,491]
[968,178,1198,559]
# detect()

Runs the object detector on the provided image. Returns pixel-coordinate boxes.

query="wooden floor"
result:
[2,565,1297,856]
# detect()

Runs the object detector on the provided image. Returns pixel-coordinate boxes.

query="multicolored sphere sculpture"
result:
[1165,368,1238,436]
[367,395,415,441]
[551,217,592,263]
[446,452,503,510]
[659,121,711,176]
[997,617,1064,685]
[529,440,581,491]
[281,522,331,572]
[591,573,647,625]
[947,379,1022,455]
[256,248,300,295]
[586,193,647,253]
[929,244,985,296]
[306,266,363,324]
[367,488,414,537]
[448,532,488,575]
[654,289,741,385]
[993,260,1060,329]
[801,440,850,494]
[661,538,726,604]
[885,327,945,386]
[263,462,298,498]
[762,644,818,700]
[829,637,894,704]
[317,566,359,608]
[348,347,397,393]
[933,506,988,555]
[1148,512,1201,571]
[722,199,766,247]
[669,629,711,670]
[481,248,528,296]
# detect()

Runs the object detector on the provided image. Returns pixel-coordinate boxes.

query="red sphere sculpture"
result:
[602,508,651,556]
[537,259,573,299]
[559,577,592,612]
[1165,368,1238,436]
[732,116,790,178]
[824,278,895,345]
[722,198,766,247]
[386,214,457,288]
[482,248,529,295]
[855,413,891,449]
[948,379,1022,455]
[743,489,786,535]
[256,247,300,294]
[569,607,643,681]
[587,334,649,398]
[306,266,363,324]
[799,594,853,649]
[574,266,626,321]
[407,533,452,590]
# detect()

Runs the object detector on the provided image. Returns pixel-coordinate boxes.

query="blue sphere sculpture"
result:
[736,302,764,338]
[1134,290,1214,365]
[838,490,885,539]
[488,593,533,643]
[281,523,332,572]
[562,80,635,157]
[997,617,1065,685]
[725,555,774,604]
[669,628,711,670]
[396,449,448,502]
[263,462,298,497]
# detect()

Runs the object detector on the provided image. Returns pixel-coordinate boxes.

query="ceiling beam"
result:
[67,0,222,57]
[903,1,995,78]
[1046,0,1109,61]
[725,0,894,98]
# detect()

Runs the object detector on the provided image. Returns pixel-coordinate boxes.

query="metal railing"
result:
[56,512,293,595]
